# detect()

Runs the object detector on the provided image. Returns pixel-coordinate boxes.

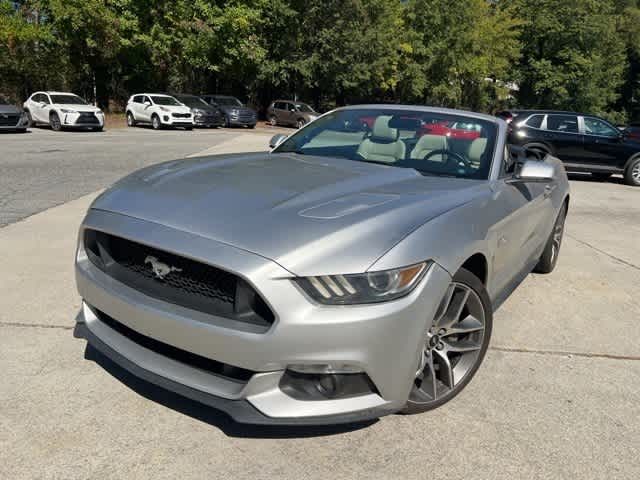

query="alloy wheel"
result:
[152,116,160,130]
[550,209,565,266]
[269,115,277,126]
[633,162,640,183]
[296,119,305,129]
[50,113,61,131]
[409,282,486,405]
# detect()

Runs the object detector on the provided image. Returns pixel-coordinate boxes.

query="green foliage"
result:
[0,0,637,119]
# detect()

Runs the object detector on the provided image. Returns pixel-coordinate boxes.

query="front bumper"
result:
[61,112,104,128]
[194,114,224,127]
[75,210,451,424]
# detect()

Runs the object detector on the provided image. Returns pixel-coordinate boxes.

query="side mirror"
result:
[269,134,287,149]
[144,101,151,106]
[513,160,555,183]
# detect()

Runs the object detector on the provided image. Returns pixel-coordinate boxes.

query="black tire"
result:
[24,110,34,128]
[523,144,550,160]
[269,115,277,126]
[534,203,567,274]
[185,126,193,131]
[50,112,62,131]
[591,172,612,181]
[296,118,305,129]
[249,124,256,129]
[402,268,493,414]
[151,114,162,130]
[224,115,231,128]
[126,111,136,127]
[624,157,640,186]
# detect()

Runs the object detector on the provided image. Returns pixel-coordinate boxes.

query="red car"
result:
[421,121,482,140]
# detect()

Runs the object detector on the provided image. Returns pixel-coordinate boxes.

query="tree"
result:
[404,0,522,111]
[513,0,626,119]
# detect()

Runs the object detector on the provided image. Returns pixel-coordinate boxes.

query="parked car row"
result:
[496,109,640,186]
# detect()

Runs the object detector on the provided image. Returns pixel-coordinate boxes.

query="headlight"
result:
[95,110,103,115]
[61,109,78,114]
[295,262,429,305]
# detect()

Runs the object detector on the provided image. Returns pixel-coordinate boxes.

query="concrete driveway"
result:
[1,130,638,479]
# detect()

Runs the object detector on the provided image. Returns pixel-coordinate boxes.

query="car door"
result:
[280,102,294,125]
[31,94,50,123]
[130,95,143,120]
[139,96,153,122]
[542,114,583,163]
[489,148,556,298]
[580,116,628,170]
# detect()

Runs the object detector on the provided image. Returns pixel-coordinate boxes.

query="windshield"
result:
[215,96,243,107]
[274,108,497,180]
[295,103,314,113]
[151,96,181,106]
[175,96,209,108]
[50,94,87,105]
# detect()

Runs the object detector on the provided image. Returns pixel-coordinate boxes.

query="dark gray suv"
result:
[267,100,318,128]
[200,95,257,128]
[0,95,28,132]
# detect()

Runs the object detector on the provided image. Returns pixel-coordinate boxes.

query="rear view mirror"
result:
[269,134,287,149]
[388,117,421,130]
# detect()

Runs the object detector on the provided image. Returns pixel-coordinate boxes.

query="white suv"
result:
[23,91,104,131]
[126,94,194,130]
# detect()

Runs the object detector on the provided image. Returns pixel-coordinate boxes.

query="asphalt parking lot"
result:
[1,128,639,479]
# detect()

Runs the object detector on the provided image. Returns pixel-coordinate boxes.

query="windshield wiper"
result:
[417,171,458,178]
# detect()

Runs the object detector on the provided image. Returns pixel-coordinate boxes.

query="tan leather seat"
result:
[468,138,487,169]
[410,134,448,161]
[357,116,405,163]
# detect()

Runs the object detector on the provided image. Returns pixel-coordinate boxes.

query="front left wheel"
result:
[50,112,62,131]
[151,114,162,130]
[624,157,640,186]
[534,203,567,274]
[402,268,492,414]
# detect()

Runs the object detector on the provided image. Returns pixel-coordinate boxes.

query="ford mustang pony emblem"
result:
[144,255,182,279]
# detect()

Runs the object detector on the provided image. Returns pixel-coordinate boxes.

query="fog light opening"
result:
[279,369,378,401]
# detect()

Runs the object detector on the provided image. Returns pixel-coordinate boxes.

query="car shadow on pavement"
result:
[79,336,377,438]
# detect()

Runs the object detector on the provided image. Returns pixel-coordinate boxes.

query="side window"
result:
[584,117,619,137]
[547,115,578,133]
[132,95,142,103]
[274,102,283,110]
[524,114,544,129]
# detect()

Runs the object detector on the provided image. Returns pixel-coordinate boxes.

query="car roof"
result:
[507,109,584,117]
[336,104,500,124]
[38,91,77,95]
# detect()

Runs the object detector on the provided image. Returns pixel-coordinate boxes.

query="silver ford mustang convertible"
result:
[75,105,570,425]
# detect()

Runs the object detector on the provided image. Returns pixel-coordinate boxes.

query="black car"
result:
[0,95,28,132]
[200,95,257,128]
[171,94,224,128]
[504,110,640,186]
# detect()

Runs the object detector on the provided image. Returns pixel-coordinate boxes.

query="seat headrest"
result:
[416,134,447,150]
[469,138,487,162]
[371,115,398,142]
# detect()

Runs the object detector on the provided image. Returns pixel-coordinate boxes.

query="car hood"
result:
[91,153,487,275]
[0,104,21,115]
[219,105,255,115]
[53,104,101,113]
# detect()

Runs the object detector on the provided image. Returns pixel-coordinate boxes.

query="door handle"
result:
[544,185,554,198]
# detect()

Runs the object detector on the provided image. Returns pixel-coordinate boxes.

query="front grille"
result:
[232,110,256,123]
[172,113,191,118]
[0,114,20,126]
[84,230,275,331]
[76,113,99,124]
[93,307,255,384]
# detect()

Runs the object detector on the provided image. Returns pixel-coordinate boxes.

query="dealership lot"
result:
[1,129,639,479]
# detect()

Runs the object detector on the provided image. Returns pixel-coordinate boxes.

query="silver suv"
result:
[267,100,318,128]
